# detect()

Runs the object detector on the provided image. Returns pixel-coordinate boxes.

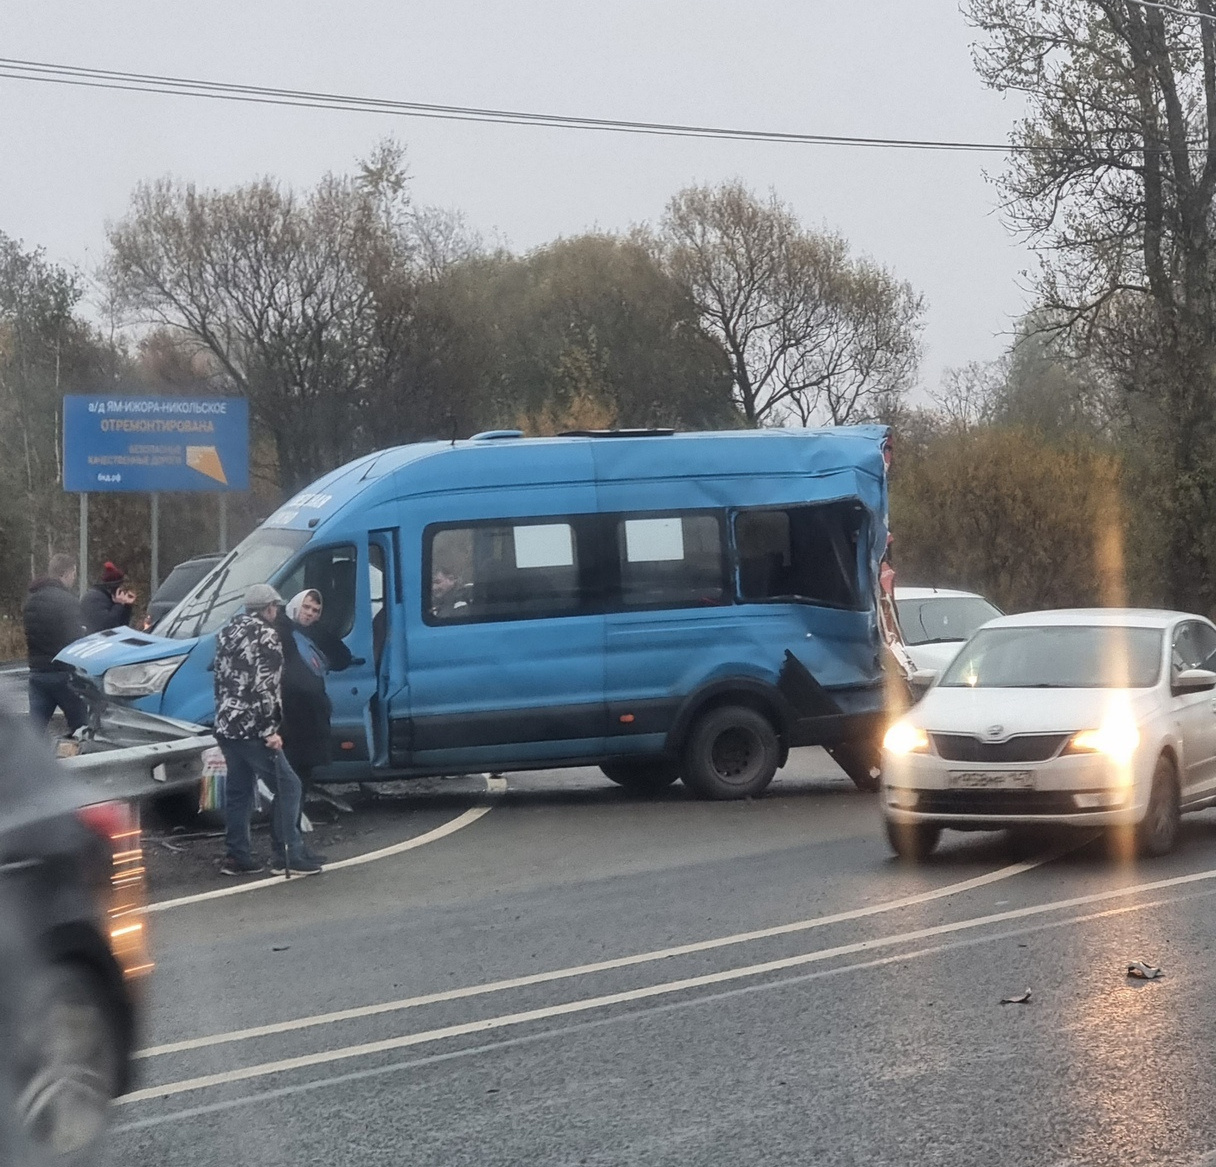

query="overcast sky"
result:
[1,1,1031,395]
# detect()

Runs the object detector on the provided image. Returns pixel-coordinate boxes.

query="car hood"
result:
[912,685,1158,734]
[904,641,966,673]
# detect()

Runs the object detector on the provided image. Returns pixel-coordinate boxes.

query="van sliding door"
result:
[403,476,608,772]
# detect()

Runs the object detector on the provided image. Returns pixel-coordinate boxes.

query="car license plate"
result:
[947,770,1035,790]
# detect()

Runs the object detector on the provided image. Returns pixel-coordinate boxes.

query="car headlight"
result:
[102,656,187,698]
[883,721,930,755]
[1065,723,1140,765]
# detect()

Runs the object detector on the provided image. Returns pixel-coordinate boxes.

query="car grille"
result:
[913,790,1086,815]
[931,733,1071,763]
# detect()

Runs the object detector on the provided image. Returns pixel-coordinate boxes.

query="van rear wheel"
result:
[600,761,681,793]
[681,706,779,800]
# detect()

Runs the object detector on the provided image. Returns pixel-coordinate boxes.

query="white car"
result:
[881,608,1216,861]
[895,586,1003,672]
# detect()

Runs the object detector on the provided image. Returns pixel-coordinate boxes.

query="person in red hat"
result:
[81,562,137,634]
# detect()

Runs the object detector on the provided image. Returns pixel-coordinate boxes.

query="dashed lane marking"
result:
[122,870,1207,1107]
[138,849,1058,1057]
[112,889,1197,1132]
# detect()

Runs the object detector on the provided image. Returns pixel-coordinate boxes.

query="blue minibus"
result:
[59,427,902,799]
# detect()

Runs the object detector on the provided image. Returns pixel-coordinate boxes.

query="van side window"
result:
[616,514,726,608]
[276,544,359,636]
[735,503,865,610]
[427,522,585,623]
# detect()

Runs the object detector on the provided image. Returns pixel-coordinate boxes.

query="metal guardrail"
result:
[60,734,215,804]
[57,705,215,805]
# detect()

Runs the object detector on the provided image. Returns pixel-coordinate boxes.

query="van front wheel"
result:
[600,761,681,793]
[682,706,780,800]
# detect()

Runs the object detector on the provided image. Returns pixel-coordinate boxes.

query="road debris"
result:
[1000,989,1032,1004]
[271,945,291,952]
[1126,961,1164,980]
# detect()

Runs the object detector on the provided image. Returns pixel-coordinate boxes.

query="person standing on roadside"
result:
[81,561,137,634]
[213,583,322,877]
[274,589,339,811]
[22,553,87,733]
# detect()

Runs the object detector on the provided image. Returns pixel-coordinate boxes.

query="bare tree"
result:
[968,0,1216,607]
[657,181,923,426]
[932,361,1002,432]
[105,161,416,492]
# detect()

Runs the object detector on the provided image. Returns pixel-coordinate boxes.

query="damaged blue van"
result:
[58,427,903,799]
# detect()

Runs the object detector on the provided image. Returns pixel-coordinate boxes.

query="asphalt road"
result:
[107,749,1216,1167]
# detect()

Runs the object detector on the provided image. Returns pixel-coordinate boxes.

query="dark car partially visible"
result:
[0,705,149,1162]
[145,553,224,630]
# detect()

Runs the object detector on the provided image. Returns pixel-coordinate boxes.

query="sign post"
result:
[78,493,88,598]
[150,493,160,592]
[63,396,249,588]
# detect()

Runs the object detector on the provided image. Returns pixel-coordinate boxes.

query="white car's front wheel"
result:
[884,818,941,863]
[1135,755,1181,858]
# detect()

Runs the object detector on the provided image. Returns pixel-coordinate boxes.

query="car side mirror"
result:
[909,668,938,693]
[1173,667,1216,695]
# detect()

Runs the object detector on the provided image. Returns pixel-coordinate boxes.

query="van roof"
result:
[262,426,891,532]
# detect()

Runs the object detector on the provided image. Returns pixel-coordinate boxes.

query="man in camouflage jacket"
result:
[213,584,321,876]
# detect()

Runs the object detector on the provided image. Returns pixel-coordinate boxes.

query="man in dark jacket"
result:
[81,561,137,635]
[213,583,321,877]
[22,554,87,732]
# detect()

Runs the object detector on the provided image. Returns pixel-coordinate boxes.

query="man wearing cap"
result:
[213,583,322,876]
[81,561,137,635]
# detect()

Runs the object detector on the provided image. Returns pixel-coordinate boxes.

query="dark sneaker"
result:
[269,856,323,876]
[219,856,265,876]
[302,848,329,865]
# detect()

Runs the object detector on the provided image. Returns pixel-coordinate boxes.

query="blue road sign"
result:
[63,396,250,492]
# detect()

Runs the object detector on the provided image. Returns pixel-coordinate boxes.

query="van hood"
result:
[55,628,198,687]
[912,685,1159,735]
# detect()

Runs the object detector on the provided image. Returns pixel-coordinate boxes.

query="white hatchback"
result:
[881,609,1216,860]
[895,586,1003,673]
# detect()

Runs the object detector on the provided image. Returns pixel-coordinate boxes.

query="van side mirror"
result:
[909,668,938,693]
[1173,668,1216,695]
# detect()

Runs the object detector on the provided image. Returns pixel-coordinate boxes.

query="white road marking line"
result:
[137,852,1055,1058]
[121,876,1194,1107]
[114,892,1192,1132]
[145,775,507,915]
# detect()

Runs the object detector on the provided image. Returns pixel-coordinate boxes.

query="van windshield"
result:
[158,529,313,640]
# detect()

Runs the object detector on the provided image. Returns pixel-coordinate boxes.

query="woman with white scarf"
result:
[273,590,345,839]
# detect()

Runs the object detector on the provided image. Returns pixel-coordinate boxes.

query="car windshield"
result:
[157,529,312,640]
[939,624,1163,689]
[897,595,1002,645]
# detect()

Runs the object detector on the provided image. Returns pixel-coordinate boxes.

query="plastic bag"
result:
[198,747,227,813]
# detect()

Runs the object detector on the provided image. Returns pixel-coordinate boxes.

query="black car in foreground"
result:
[0,707,150,1163]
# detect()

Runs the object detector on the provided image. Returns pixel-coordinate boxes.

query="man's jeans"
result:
[28,671,88,732]
[217,738,306,865]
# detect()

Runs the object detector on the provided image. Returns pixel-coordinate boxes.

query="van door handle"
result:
[349,657,367,667]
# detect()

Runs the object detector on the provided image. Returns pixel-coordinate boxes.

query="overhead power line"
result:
[0,55,1033,153]
[0,54,1209,156]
